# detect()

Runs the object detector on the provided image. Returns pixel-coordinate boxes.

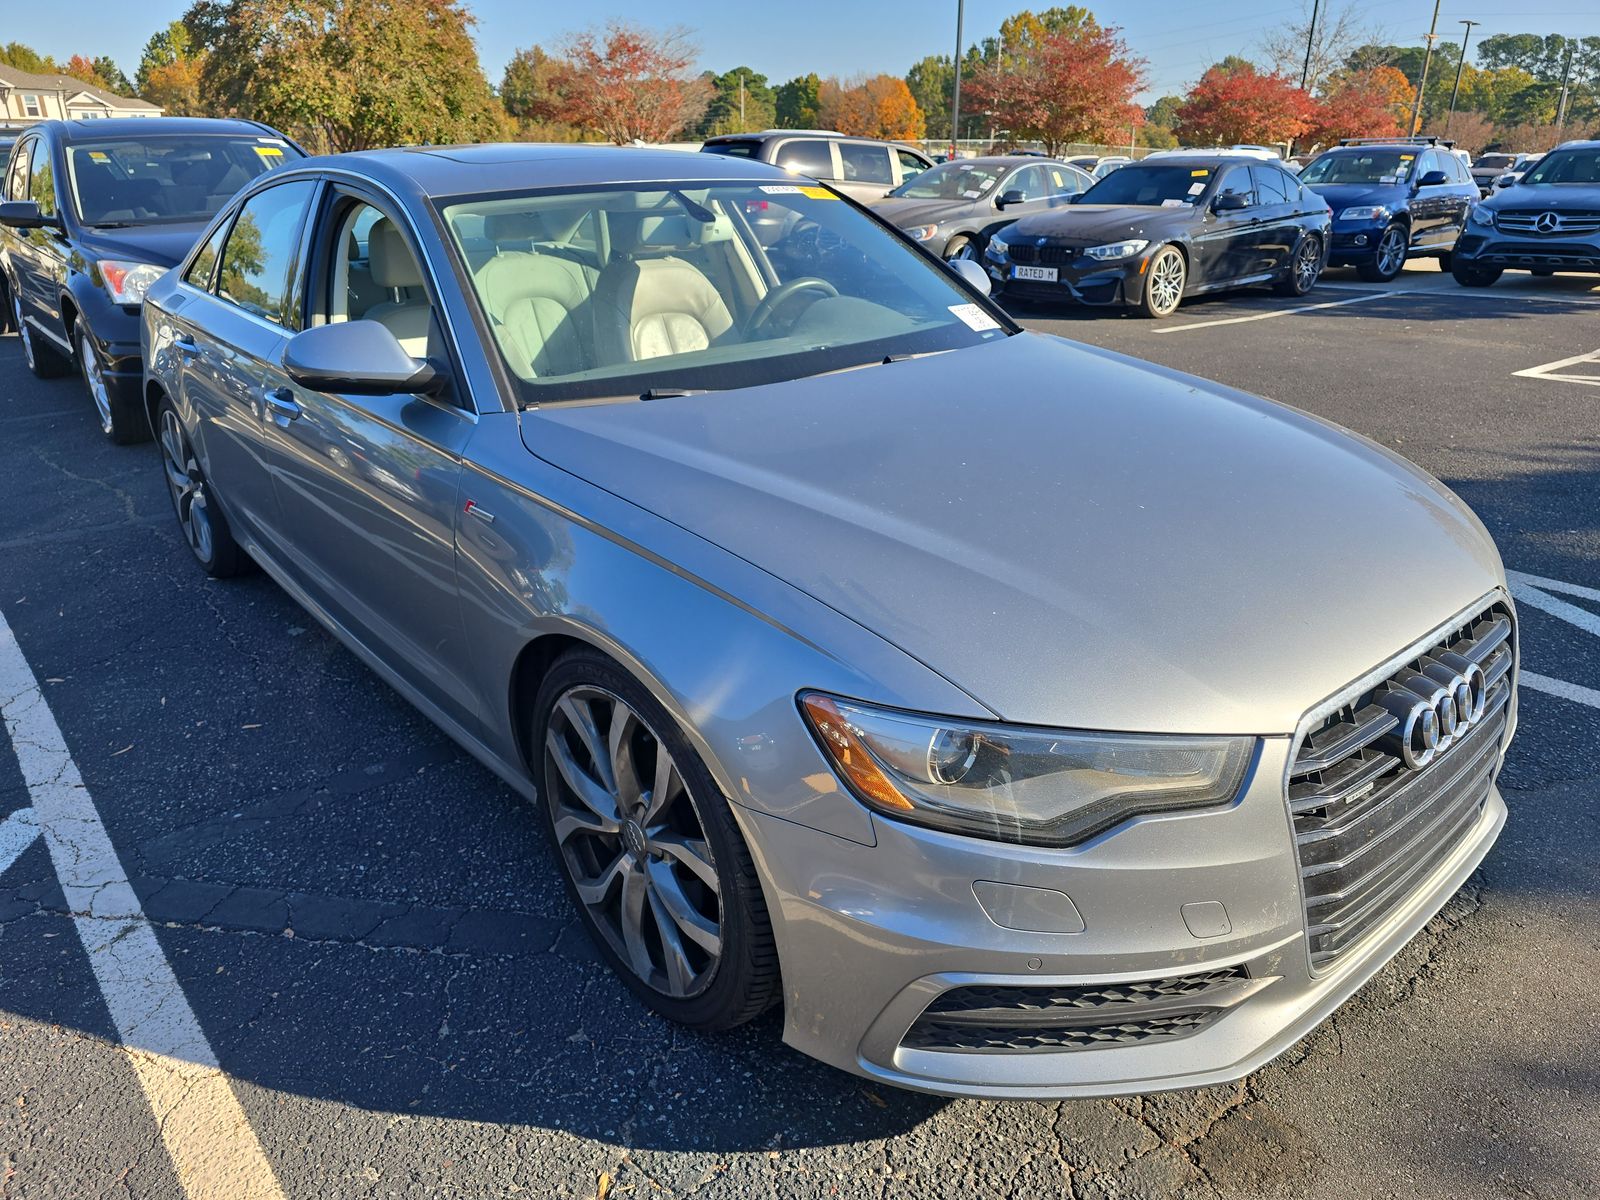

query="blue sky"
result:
[10,1,1600,101]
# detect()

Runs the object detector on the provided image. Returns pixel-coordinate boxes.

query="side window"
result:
[6,138,32,200]
[328,200,433,358]
[1216,165,1255,206]
[773,139,833,178]
[1452,156,1473,185]
[1046,165,1084,196]
[184,219,231,290]
[28,139,56,217]
[217,179,317,327]
[839,143,893,185]
[1007,166,1045,201]
[896,149,928,181]
[1251,165,1292,205]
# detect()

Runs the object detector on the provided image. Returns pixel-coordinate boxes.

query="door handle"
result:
[263,387,302,423]
[172,333,199,356]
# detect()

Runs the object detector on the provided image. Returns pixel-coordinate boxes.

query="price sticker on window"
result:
[949,303,1002,332]
[1191,169,1209,177]
[798,186,835,200]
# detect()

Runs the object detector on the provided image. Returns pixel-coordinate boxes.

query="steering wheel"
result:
[746,277,839,337]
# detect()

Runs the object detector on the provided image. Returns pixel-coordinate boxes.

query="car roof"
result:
[36,117,285,143]
[286,142,805,197]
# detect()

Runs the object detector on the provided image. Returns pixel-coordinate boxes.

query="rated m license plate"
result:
[1012,264,1057,282]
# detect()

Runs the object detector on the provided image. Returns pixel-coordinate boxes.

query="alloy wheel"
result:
[79,330,113,434]
[944,240,977,263]
[13,292,35,371]
[1295,239,1321,291]
[1377,226,1406,277]
[544,685,722,999]
[159,408,215,563]
[1149,249,1185,314]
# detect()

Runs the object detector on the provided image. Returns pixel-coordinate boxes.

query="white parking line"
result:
[1510,348,1600,388]
[1520,671,1600,710]
[1153,290,1395,333]
[0,805,38,874]
[0,609,285,1200]
[1507,573,1600,640]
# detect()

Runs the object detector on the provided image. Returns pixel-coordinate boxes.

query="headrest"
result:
[368,219,422,288]
[484,211,547,244]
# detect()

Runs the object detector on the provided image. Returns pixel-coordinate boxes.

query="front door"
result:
[1196,164,1261,284]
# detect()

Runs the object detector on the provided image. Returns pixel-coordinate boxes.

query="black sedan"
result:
[985,154,1331,317]
[870,156,1093,262]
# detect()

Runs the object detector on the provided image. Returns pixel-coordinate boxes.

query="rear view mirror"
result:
[947,257,991,297]
[0,200,63,231]
[1213,192,1249,212]
[283,320,443,395]
[1418,170,1449,187]
[1496,173,1518,187]
[996,189,1026,210]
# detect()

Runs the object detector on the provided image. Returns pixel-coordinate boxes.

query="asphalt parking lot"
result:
[1,262,1598,1200]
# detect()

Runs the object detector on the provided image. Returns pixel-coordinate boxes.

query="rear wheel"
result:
[1135,245,1186,318]
[534,650,779,1031]
[1274,234,1323,296]
[78,324,146,444]
[1357,223,1407,282]
[157,395,248,577]
[1451,260,1502,288]
[12,288,71,378]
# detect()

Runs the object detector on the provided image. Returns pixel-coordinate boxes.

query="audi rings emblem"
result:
[1376,657,1489,770]
[1534,211,1561,233]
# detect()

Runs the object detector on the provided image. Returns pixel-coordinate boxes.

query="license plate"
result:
[1012,264,1057,282]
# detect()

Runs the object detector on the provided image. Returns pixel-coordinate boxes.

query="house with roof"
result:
[0,64,163,128]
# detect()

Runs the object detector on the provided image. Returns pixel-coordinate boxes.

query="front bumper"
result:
[1454,231,1600,274]
[1327,223,1386,265]
[985,249,1140,306]
[738,735,1506,1099]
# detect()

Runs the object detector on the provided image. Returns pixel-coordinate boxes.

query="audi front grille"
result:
[1287,602,1514,972]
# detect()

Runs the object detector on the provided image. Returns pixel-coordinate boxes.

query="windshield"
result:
[441,181,1011,404]
[1472,154,1514,170]
[1299,151,1417,186]
[1079,164,1212,207]
[1521,149,1600,185]
[67,136,298,227]
[888,160,1004,200]
[701,140,760,159]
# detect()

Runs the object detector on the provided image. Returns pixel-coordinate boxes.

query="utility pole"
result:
[950,0,965,159]
[1555,41,1575,137]
[1409,0,1443,136]
[1300,0,1321,90]
[738,70,746,131]
[1446,20,1479,136]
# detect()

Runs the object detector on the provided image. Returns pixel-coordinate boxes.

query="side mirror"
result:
[996,189,1026,210]
[283,320,443,396]
[0,200,63,231]
[1212,191,1249,212]
[1496,172,1517,187]
[947,257,991,297]
[1418,170,1449,187]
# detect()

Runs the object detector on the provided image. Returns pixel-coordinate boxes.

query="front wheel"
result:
[1357,223,1407,282]
[1135,245,1186,318]
[78,324,146,444]
[942,235,977,263]
[1451,260,1502,288]
[534,650,779,1031]
[156,395,248,577]
[1274,235,1323,296]
[1437,251,1453,272]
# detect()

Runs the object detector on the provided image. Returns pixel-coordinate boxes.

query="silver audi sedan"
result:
[140,145,1517,1099]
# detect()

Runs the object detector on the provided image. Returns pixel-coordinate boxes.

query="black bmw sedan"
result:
[984,153,1331,317]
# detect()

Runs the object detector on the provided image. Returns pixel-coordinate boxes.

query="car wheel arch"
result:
[58,294,82,356]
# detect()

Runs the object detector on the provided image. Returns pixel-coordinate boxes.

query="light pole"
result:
[1300,0,1322,90]
[1555,41,1575,136]
[950,0,965,159]
[1446,20,1479,137]
[1409,0,1443,136]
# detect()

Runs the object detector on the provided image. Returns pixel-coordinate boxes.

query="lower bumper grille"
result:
[902,965,1252,1054]
[1289,603,1514,971]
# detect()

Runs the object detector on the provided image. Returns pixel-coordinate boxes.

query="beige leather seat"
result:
[593,217,734,363]
[473,213,594,377]
[364,220,431,356]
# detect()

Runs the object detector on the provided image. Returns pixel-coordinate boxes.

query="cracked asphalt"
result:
[1,262,1598,1199]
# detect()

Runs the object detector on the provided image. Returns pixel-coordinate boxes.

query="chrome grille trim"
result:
[1496,210,1600,235]
[1287,595,1515,973]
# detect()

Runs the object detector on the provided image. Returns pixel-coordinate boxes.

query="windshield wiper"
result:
[641,387,708,400]
[87,221,136,229]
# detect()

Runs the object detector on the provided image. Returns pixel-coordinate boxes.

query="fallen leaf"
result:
[597,1171,612,1200]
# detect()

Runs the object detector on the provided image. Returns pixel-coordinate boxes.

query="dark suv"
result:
[1298,137,1478,281]
[1452,140,1600,287]
[0,118,302,441]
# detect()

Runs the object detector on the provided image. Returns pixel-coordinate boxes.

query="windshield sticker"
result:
[253,146,285,162]
[962,189,982,198]
[977,178,995,190]
[1187,182,1206,195]
[798,186,835,199]
[1380,175,1397,184]
[1190,169,1209,177]
[949,303,1002,332]
[758,184,801,194]
[1161,198,1186,207]
[256,137,288,146]
[87,151,109,162]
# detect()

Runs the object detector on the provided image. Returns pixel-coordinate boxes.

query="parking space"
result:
[2,263,1598,1199]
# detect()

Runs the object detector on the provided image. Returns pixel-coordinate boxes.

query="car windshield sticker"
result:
[798,186,834,200]
[1380,175,1397,184]
[1191,169,1209,177]
[87,151,109,162]
[1162,198,1186,207]
[962,189,982,198]
[253,146,285,163]
[1187,182,1206,195]
[949,303,1002,332]
[977,178,995,190]
[256,137,288,146]
[759,185,802,194]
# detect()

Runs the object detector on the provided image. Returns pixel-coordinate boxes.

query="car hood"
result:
[1304,183,1398,210]
[870,197,976,227]
[1482,184,1600,211]
[1005,204,1194,245]
[71,220,212,269]
[521,334,1504,735]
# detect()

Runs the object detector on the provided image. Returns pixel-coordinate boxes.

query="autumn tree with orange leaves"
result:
[819,75,925,141]
[1175,61,1317,147]
[1303,66,1411,146]
[552,23,711,144]
[963,13,1144,154]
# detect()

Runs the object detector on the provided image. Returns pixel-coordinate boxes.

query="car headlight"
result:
[97,260,165,306]
[800,693,1254,847]
[986,231,1010,257]
[902,224,939,243]
[1470,206,1496,227]
[1083,239,1148,260]
[1336,206,1388,222]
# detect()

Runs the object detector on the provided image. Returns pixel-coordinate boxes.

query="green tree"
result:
[702,66,775,135]
[775,72,822,128]
[905,55,954,140]
[500,45,579,141]
[0,43,55,73]
[183,0,506,152]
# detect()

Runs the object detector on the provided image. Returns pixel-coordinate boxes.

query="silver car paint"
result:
[141,149,1513,1099]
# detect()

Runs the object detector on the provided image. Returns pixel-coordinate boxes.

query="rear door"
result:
[1248,164,1299,275]
[833,142,897,202]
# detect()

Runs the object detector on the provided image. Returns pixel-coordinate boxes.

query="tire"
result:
[533,649,779,1031]
[1437,251,1452,272]
[155,394,248,577]
[78,323,147,445]
[1135,245,1186,318]
[1357,222,1407,282]
[1531,266,1556,277]
[942,235,977,263]
[0,277,11,335]
[1451,260,1502,288]
[11,286,71,378]
[1274,234,1323,296]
